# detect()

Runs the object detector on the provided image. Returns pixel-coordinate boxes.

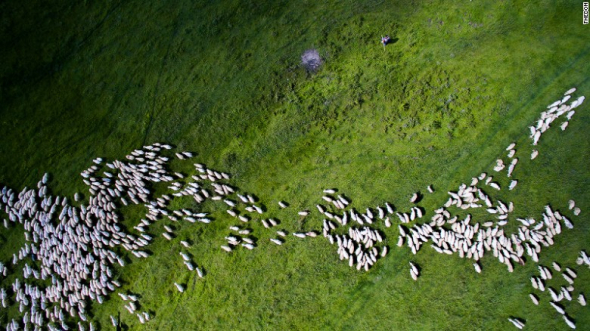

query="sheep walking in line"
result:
[0,88,585,330]
[174,283,184,293]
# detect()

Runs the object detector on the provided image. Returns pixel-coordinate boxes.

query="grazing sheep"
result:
[566,111,576,120]
[473,262,482,274]
[385,202,394,214]
[384,217,391,228]
[508,318,525,329]
[563,315,576,329]
[564,268,577,279]
[237,194,249,203]
[549,288,560,301]
[530,293,539,305]
[562,216,574,229]
[568,200,576,210]
[4,128,590,327]
[241,243,255,250]
[508,180,518,190]
[533,131,541,145]
[561,121,569,131]
[550,301,565,314]
[174,283,184,293]
[409,262,419,278]
[489,182,501,190]
[578,294,586,306]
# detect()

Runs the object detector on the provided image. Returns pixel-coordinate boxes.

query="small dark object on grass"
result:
[301,49,322,72]
[381,35,391,48]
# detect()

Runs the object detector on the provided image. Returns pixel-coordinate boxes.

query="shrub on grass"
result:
[301,49,322,72]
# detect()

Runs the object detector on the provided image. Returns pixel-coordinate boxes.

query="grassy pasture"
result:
[0,0,589,329]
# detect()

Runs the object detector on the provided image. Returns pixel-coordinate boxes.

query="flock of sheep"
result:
[0,88,585,329]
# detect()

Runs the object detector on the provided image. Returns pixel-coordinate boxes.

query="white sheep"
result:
[561,121,569,131]
[241,243,255,250]
[578,293,586,306]
[473,262,481,274]
[174,283,184,293]
[563,315,576,329]
[565,87,576,95]
[568,200,576,210]
[507,318,524,329]
[550,301,565,314]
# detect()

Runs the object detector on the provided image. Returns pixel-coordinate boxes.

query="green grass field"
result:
[1,0,589,329]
